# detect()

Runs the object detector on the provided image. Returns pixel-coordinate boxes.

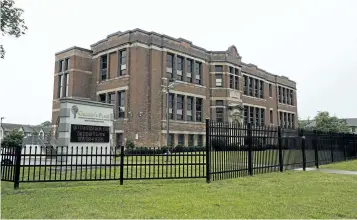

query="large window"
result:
[119,49,126,76]
[278,86,282,103]
[195,62,202,85]
[292,114,295,128]
[65,73,69,97]
[168,134,174,147]
[196,98,202,122]
[229,67,233,74]
[178,134,185,146]
[187,96,193,121]
[259,80,264,98]
[282,88,286,104]
[290,90,294,105]
[59,60,63,73]
[101,55,108,81]
[229,75,234,89]
[215,65,223,72]
[99,94,106,103]
[168,93,174,119]
[65,58,70,71]
[186,59,193,83]
[108,93,115,104]
[188,134,194,147]
[269,84,272,97]
[279,111,283,127]
[260,109,265,126]
[270,109,273,124]
[254,78,259,97]
[177,95,184,120]
[58,75,63,98]
[235,76,239,90]
[249,77,253,96]
[216,108,224,123]
[118,91,125,118]
[284,112,288,128]
[176,56,183,81]
[215,74,223,87]
[287,113,291,128]
[249,106,254,124]
[197,135,203,146]
[244,106,249,125]
[166,53,174,78]
[216,100,224,106]
[255,107,260,126]
[243,75,248,95]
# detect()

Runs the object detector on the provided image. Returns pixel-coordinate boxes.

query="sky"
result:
[0,0,356,125]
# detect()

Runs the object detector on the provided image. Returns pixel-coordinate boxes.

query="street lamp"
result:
[166,78,176,150]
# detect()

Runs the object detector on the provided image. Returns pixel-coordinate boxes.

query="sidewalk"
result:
[294,167,357,175]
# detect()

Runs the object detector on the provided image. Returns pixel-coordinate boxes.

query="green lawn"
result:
[321,159,357,171]
[2,170,357,219]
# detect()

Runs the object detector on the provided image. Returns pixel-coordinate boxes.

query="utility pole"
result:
[166,78,176,149]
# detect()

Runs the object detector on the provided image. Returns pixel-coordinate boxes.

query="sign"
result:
[70,124,110,143]
[71,104,112,122]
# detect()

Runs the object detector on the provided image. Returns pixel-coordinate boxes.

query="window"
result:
[279,112,283,127]
[235,68,240,75]
[118,91,125,118]
[269,84,272,97]
[197,135,203,146]
[229,75,234,89]
[249,106,254,124]
[166,53,174,78]
[216,100,224,106]
[176,56,183,81]
[196,98,202,122]
[58,75,63,98]
[290,90,294,105]
[278,86,282,103]
[244,106,248,125]
[243,75,248,95]
[178,134,185,146]
[291,114,295,128]
[255,107,260,126]
[195,62,202,85]
[287,113,291,128]
[65,73,69,97]
[235,76,239,90]
[249,77,253,96]
[215,65,223,72]
[116,133,123,147]
[229,67,233,74]
[188,134,194,147]
[168,134,174,147]
[352,127,356,133]
[187,96,193,121]
[260,109,265,126]
[270,110,273,124]
[216,108,224,123]
[215,74,223,87]
[108,93,115,104]
[168,93,174,119]
[177,95,184,120]
[284,112,288,128]
[119,50,127,75]
[99,94,106,103]
[254,79,259,97]
[186,59,192,83]
[65,58,70,71]
[101,55,108,81]
[282,88,286,104]
[259,80,264,98]
[59,60,63,73]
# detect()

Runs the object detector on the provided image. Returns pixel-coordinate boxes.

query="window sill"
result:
[161,120,205,125]
[242,95,266,101]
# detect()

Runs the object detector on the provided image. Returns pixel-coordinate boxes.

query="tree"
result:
[298,116,314,129]
[1,129,24,148]
[1,0,28,59]
[314,111,350,133]
[40,121,51,127]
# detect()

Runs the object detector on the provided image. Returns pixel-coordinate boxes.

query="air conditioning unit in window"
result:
[187,110,192,116]
[169,108,173,114]
[177,109,183,115]
[119,107,125,112]
[177,70,182,76]
[121,64,126,70]
[195,75,200,80]
[166,67,172,73]
[186,72,192,77]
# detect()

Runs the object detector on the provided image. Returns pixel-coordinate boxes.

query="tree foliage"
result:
[0,0,28,59]
[299,111,351,133]
[1,129,24,148]
[40,121,51,127]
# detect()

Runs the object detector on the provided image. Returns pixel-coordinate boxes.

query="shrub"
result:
[125,139,135,150]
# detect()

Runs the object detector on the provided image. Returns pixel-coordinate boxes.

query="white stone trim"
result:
[115,130,124,133]
[269,108,274,110]
[93,44,129,59]
[210,106,227,108]
[242,72,269,83]
[275,83,296,91]
[161,120,205,125]
[278,109,296,114]
[161,78,206,89]
[52,108,60,112]
[243,103,267,109]
[209,62,241,70]
[161,89,206,99]
[96,86,129,95]
[210,97,242,102]
[163,48,206,63]
[161,130,206,135]
[242,95,267,102]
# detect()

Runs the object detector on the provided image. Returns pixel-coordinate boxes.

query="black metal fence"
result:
[1,119,357,189]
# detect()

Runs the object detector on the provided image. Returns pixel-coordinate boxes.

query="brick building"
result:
[52,28,298,147]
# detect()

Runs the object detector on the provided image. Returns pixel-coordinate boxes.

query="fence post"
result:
[205,119,211,183]
[330,132,334,163]
[278,126,283,172]
[300,129,306,171]
[342,134,347,161]
[13,145,22,190]
[119,145,124,185]
[314,130,319,169]
[247,123,253,176]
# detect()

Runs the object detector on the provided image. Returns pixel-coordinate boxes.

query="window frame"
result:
[176,95,184,120]
[118,91,126,118]
[215,74,223,87]
[178,134,185,146]
[196,98,202,122]
[187,96,193,121]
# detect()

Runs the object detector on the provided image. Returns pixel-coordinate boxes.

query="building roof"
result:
[1,123,24,132]
[300,118,357,127]
[1,123,52,134]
